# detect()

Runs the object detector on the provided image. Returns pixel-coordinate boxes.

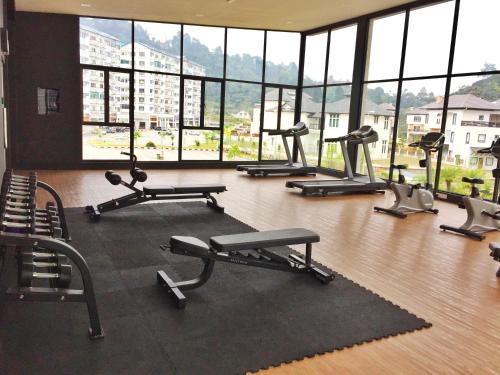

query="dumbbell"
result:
[20,251,68,267]
[1,220,62,237]
[18,261,72,288]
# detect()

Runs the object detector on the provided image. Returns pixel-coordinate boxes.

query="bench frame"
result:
[85,188,224,221]
[157,235,334,309]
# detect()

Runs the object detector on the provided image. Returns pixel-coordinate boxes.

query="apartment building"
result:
[80,25,204,130]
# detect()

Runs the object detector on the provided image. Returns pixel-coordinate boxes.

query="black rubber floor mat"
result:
[0,202,431,375]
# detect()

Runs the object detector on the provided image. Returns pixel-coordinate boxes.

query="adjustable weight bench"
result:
[85,152,226,221]
[157,228,334,309]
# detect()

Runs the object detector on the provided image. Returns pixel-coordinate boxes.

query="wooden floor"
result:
[31,168,500,374]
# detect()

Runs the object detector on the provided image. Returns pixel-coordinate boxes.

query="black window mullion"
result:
[130,22,135,158]
[388,9,410,182]
[219,28,228,161]
[434,0,461,192]
[178,25,184,161]
[349,18,369,173]
[104,69,110,125]
[293,33,307,162]
[318,29,331,167]
[258,31,267,161]
[200,80,205,128]
[277,87,282,130]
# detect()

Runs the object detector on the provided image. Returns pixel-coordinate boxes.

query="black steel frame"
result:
[76,0,500,203]
[157,240,333,309]
[301,0,500,203]
[79,19,302,165]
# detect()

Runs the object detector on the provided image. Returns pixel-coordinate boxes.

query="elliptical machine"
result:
[440,138,500,240]
[374,132,444,218]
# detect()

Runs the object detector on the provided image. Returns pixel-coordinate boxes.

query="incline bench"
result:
[85,152,226,221]
[157,228,334,308]
[489,243,500,277]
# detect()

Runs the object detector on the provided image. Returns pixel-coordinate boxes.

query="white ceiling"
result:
[16,0,415,31]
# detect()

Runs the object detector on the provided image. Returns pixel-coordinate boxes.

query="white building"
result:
[407,94,500,169]
[80,26,205,130]
[252,89,394,161]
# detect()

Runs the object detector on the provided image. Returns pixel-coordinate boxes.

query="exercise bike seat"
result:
[462,177,484,185]
[391,164,407,170]
[169,236,210,256]
[143,185,176,194]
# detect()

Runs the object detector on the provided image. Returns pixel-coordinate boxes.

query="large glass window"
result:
[183,25,224,78]
[80,18,132,68]
[403,1,455,78]
[439,76,500,199]
[303,33,328,86]
[265,31,300,85]
[321,85,351,170]
[327,25,357,83]
[134,22,181,74]
[226,28,264,82]
[358,82,398,178]
[82,69,105,123]
[300,87,323,166]
[82,126,130,160]
[133,72,180,161]
[223,82,261,161]
[393,78,446,183]
[365,13,405,81]
[181,129,220,161]
[453,0,500,74]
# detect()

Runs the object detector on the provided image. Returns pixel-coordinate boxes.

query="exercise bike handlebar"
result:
[408,133,445,152]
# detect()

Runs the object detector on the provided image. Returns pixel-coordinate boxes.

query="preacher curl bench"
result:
[157,228,334,308]
[85,152,227,221]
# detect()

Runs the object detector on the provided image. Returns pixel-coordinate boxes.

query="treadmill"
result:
[236,122,317,176]
[286,125,387,196]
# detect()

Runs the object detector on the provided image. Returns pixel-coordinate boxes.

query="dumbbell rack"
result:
[0,170,104,340]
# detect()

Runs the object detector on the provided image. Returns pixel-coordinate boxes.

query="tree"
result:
[439,166,461,191]
[227,144,241,160]
[133,130,141,141]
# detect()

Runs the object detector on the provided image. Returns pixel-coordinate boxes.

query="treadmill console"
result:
[349,126,378,144]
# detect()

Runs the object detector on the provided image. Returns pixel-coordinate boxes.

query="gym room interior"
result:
[0,0,499,373]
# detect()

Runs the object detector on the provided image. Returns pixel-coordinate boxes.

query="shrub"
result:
[195,140,200,147]
[145,141,156,148]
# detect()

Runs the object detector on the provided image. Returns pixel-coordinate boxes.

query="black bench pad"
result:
[172,184,226,194]
[462,177,484,184]
[170,236,210,256]
[143,185,175,194]
[210,228,320,252]
[391,164,407,170]
[144,184,226,195]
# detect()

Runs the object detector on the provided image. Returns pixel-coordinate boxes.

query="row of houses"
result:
[252,89,500,169]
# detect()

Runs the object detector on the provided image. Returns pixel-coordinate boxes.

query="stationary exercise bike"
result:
[440,138,500,240]
[374,132,444,218]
